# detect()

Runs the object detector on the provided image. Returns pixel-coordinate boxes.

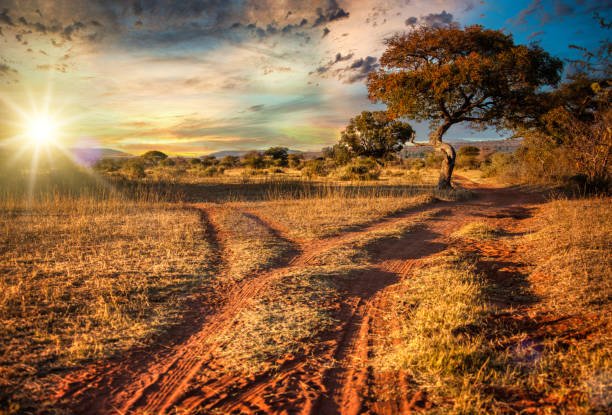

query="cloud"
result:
[527,30,545,39]
[509,0,543,26]
[420,10,454,27]
[0,63,18,75]
[312,0,350,27]
[553,0,574,16]
[0,8,15,26]
[343,56,378,83]
[322,27,330,37]
[311,52,354,74]
[405,16,418,26]
[404,10,455,28]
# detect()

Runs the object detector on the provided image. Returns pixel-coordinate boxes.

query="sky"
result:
[0,0,610,155]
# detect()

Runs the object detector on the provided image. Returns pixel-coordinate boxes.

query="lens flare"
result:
[27,116,57,146]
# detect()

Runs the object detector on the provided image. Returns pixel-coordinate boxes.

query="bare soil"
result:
[53,182,588,414]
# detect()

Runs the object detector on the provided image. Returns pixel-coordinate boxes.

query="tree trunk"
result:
[430,123,456,190]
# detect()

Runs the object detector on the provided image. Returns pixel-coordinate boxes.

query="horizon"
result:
[0,0,610,156]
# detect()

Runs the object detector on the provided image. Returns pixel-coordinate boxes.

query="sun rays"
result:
[0,77,113,207]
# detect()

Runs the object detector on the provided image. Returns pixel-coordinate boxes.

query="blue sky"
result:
[0,0,610,155]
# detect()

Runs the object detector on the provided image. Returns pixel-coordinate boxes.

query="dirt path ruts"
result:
[54,185,543,414]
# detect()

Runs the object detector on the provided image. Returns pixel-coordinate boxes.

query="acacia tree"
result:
[367,24,563,188]
[340,110,414,159]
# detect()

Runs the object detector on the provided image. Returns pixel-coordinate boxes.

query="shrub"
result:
[141,150,168,165]
[242,151,266,169]
[425,151,443,168]
[301,159,330,178]
[122,159,146,179]
[406,158,425,170]
[189,158,202,166]
[336,158,381,181]
[458,145,480,157]
[220,155,239,167]
[201,155,218,167]
[94,158,121,172]
[288,153,304,168]
[159,158,175,167]
[480,152,513,178]
[201,166,225,177]
[456,154,480,170]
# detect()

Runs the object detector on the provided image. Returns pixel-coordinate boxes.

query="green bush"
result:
[201,166,225,177]
[336,158,381,181]
[288,153,304,168]
[122,159,146,179]
[159,158,175,167]
[480,152,513,178]
[94,158,121,172]
[301,159,330,178]
[141,150,168,165]
[406,158,425,170]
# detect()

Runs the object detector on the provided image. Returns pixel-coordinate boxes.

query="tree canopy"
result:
[339,110,414,159]
[367,24,563,188]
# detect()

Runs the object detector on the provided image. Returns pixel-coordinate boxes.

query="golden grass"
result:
[212,210,440,374]
[452,222,503,240]
[0,195,214,406]
[526,197,611,314]
[240,193,436,239]
[212,208,293,282]
[375,197,611,413]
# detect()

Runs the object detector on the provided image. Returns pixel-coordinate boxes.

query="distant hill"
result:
[208,149,306,158]
[71,148,133,165]
[400,139,522,158]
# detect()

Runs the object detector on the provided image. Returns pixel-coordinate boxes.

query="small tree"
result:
[368,24,563,188]
[323,144,353,165]
[264,147,289,166]
[242,151,266,169]
[220,155,239,167]
[288,153,304,168]
[141,150,168,165]
[340,111,414,160]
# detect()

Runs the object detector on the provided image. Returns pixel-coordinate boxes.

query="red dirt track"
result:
[54,180,547,414]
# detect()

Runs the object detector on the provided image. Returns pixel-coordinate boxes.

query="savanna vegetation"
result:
[0,18,610,415]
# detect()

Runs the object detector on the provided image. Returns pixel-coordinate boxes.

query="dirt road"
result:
[54,183,544,414]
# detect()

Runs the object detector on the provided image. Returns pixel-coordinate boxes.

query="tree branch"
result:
[408,131,432,147]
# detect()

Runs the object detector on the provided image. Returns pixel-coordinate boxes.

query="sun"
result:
[27,116,57,147]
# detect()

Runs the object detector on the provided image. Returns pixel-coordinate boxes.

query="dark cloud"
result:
[311,52,354,75]
[0,0,352,50]
[344,56,378,83]
[404,10,455,28]
[0,8,15,26]
[405,16,417,26]
[312,0,350,27]
[248,104,265,111]
[0,63,18,74]
[322,27,330,37]
[421,10,454,27]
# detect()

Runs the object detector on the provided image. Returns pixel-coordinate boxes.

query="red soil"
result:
[51,181,600,414]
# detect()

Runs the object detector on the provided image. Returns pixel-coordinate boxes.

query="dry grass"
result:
[526,197,611,314]
[212,210,440,374]
[241,193,436,239]
[0,195,214,407]
[452,222,503,240]
[211,208,293,282]
[375,197,611,413]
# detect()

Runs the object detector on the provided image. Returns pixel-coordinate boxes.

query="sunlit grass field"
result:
[0,160,446,407]
[0,156,609,413]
